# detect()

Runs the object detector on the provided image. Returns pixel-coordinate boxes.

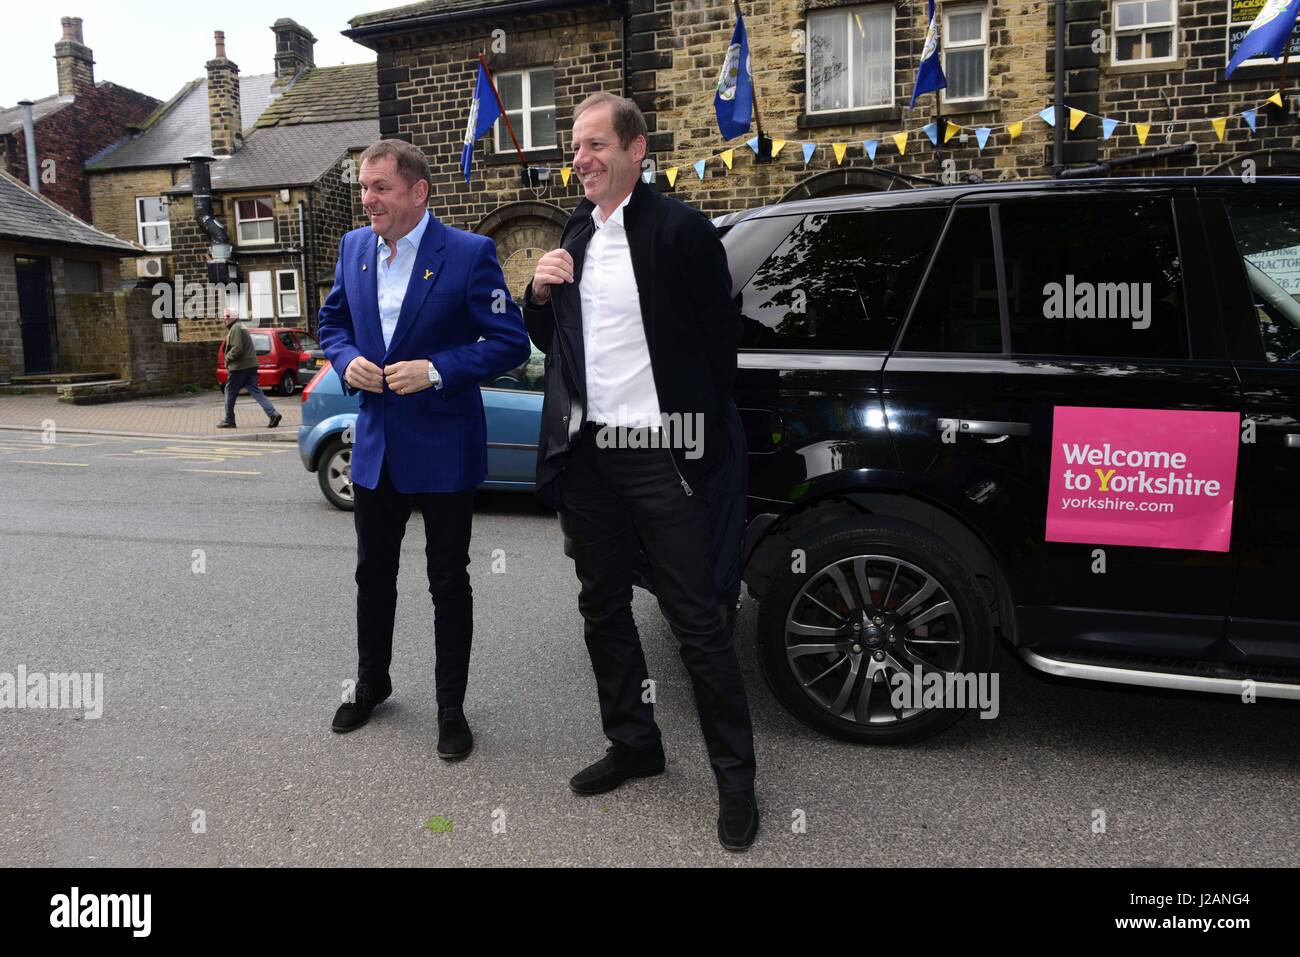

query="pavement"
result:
[0,389,301,442]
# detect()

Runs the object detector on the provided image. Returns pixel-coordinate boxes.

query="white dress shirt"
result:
[579,190,661,428]
[376,210,429,351]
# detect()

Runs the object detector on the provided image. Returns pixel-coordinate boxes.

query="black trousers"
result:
[559,432,757,795]
[352,458,475,718]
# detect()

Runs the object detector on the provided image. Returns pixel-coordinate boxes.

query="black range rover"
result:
[719,176,1300,743]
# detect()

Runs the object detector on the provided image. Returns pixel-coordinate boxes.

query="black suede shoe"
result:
[718,791,759,852]
[267,412,283,429]
[216,420,236,429]
[436,710,473,761]
[569,743,665,795]
[331,680,391,733]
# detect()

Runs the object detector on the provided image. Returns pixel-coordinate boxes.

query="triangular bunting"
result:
[1039,106,1057,127]
[771,138,786,157]
[560,167,572,187]
[1135,122,1151,146]
[892,131,908,155]
[1101,117,1118,140]
[922,122,938,145]
[666,167,678,187]
[862,139,878,161]
[641,169,655,184]
[1008,121,1024,140]
[1069,108,1086,131]
[943,121,960,143]
[801,142,816,164]
[832,143,847,165]
[1268,91,1284,108]
[975,127,990,151]
[1243,108,1258,134]
[746,136,759,154]
[720,148,735,170]
[1212,117,1227,142]
[693,158,707,180]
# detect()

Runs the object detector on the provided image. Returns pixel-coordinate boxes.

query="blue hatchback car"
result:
[297,347,546,509]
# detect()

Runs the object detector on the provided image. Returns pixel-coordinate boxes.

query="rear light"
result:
[302,361,331,403]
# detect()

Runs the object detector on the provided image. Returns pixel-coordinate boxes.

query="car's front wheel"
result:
[317,437,354,511]
[756,517,993,744]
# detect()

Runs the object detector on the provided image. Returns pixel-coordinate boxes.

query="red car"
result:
[217,326,326,396]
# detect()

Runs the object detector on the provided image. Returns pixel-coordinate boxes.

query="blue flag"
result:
[714,12,753,140]
[461,61,504,185]
[910,0,947,108]
[1226,0,1300,77]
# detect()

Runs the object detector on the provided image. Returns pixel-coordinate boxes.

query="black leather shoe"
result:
[569,744,665,795]
[216,420,236,429]
[436,711,473,760]
[267,412,283,429]
[718,791,759,852]
[331,680,391,733]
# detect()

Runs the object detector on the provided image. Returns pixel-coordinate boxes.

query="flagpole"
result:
[478,53,528,170]
[732,0,769,161]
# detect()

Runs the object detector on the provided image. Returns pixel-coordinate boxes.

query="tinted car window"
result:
[299,332,321,351]
[1001,198,1188,359]
[482,339,546,392]
[901,205,1001,353]
[278,332,297,351]
[1224,197,1300,363]
[739,208,944,351]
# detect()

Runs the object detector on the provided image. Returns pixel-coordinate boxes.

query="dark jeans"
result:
[352,459,476,718]
[223,367,276,422]
[559,432,757,795]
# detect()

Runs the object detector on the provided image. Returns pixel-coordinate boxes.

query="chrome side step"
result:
[1019,648,1300,701]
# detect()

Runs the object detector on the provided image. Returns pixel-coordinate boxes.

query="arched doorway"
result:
[778,167,914,203]
[475,201,570,302]
[1207,149,1300,177]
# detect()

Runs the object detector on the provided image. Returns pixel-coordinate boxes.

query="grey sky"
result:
[2,3,395,108]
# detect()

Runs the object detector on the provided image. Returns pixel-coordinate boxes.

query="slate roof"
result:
[88,73,281,171]
[0,93,75,135]
[0,169,140,253]
[165,118,379,193]
[254,62,377,128]
[350,0,591,29]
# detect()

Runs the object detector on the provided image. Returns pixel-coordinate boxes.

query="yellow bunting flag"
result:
[1135,122,1151,145]
[771,138,786,157]
[1211,117,1227,142]
[666,167,678,187]
[1069,108,1086,130]
[833,143,847,165]
[720,148,734,170]
[1268,90,1284,107]
[1008,121,1023,140]
[560,167,572,187]
[892,131,908,155]
[943,121,959,143]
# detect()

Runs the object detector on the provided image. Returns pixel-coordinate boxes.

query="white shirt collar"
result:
[591,188,633,230]
[377,209,430,256]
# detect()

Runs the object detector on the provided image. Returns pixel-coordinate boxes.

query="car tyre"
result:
[317,437,354,511]
[278,371,296,396]
[756,516,994,745]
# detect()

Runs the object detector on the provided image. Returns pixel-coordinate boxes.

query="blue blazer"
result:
[317,216,531,493]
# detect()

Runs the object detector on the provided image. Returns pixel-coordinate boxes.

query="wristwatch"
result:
[427,361,442,389]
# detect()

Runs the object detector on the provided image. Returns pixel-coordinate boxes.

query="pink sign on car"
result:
[1044,406,1240,553]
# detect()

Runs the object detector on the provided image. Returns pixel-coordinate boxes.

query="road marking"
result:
[180,468,263,475]
[128,442,293,463]
[12,459,89,467]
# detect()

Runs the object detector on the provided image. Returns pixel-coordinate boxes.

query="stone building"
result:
[342,0,1300,298]
[0,17,160,222]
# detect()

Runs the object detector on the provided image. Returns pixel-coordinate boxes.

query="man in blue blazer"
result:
[317,139,531,759]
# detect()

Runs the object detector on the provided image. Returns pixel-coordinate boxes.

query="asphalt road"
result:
[0,427,1295,867]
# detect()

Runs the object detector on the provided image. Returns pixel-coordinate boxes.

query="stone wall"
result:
[88,166,182,284]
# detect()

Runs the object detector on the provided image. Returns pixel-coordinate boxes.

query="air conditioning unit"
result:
[136,256,165,279]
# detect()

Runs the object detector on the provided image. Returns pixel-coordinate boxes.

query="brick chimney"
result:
[271,18,315,85]
[54,16,95,96]
[206,30,242,157]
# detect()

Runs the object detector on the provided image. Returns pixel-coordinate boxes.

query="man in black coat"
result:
[522,92,758,851]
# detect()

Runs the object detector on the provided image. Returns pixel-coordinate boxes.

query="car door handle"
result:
[937,418,1031,437]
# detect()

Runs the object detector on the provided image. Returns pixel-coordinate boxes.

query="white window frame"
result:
[493,67,557,153]
[1112,0,1178,66]
[275,269,301,318]
[135,196,171,251]
[942,3,990,103]
[234,196,276,247]
[1227,0,1300,70]
[806,4,896,115]
[241,270,274,323]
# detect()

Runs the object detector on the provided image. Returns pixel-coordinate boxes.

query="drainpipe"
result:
[297,200,308,330]
[1053,0,1066,177]
[18,100,38,191]
[184,153,236,288]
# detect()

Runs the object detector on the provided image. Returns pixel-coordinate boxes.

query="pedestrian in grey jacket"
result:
[219,310,281,429]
